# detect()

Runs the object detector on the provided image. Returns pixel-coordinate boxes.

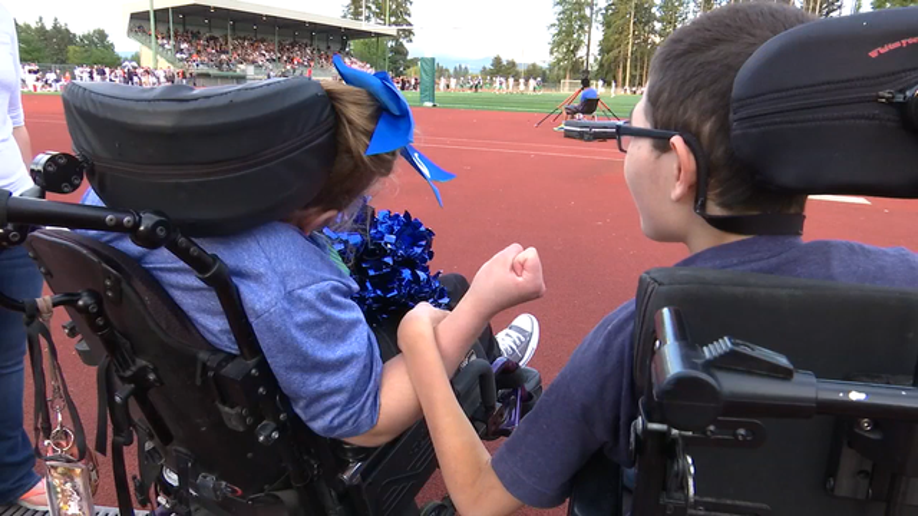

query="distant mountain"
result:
[426,55,550,73]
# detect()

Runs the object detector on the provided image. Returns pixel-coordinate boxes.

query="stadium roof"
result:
[123,0,401,39]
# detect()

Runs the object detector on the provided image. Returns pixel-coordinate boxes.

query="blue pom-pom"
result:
[324,202,451,326]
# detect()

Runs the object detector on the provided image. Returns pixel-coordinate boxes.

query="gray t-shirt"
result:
[491,235,918,508]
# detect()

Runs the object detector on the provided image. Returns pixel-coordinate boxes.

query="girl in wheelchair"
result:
[73,57,546,454]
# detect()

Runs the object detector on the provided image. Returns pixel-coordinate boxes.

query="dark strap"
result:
[0,188,9,227]
[24,300,89,462]
[111,437,134,516]
[95,356,110,456]
[702,213,806,236]
[109,374,136,516]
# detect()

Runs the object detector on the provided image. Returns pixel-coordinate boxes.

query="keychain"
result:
[40,317,100,516]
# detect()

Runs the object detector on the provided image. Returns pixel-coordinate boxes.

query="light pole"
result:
[149,0,157,67]
[384,0,390,73]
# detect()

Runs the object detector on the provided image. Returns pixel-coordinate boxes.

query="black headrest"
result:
[62,77,337,237]
[731,7,918,199]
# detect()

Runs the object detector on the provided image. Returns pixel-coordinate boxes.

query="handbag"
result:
[25,296,100,516]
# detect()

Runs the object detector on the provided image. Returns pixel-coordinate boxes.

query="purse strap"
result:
[24,296,89,463]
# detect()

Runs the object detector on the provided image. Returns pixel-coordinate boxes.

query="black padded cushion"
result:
[62,77,337,237]
[731,7,918,198]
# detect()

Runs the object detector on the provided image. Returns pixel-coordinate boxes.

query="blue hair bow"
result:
[333,54,456,207]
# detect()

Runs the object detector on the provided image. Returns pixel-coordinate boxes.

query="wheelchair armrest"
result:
[567,451,624,516]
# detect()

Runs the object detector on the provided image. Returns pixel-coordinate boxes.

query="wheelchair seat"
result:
[25,228,449,516]
[62,78,336,237]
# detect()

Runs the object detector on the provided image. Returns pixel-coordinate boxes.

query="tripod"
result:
[534,87,622,128]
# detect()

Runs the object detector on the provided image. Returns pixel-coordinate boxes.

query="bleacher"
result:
[123,0,396,84]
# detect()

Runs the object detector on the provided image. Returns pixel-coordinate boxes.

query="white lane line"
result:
[417,143,623,161]
[809,195,872,205]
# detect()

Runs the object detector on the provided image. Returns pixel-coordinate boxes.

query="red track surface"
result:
[18,94,918,515]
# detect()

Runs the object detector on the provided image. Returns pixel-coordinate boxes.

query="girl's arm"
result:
[344,244,544,448]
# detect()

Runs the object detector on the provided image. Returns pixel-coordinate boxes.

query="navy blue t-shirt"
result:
[491,236,918,508]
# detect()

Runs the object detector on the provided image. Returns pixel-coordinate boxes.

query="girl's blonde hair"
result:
[301,80,399,214]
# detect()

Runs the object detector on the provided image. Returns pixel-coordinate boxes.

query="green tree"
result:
[525,63,545,79]
[17,16,120,66]
[71,29,121,67]
[343,0,369,21]
[15,21,48,63]
[596,0,632,88]
[45,18,76,64]
[657,0,688,40]
[343,0,414,75]
[549,0,591,81]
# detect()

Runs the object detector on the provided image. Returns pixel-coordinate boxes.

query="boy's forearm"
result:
[432,294,494,377]
[344,296,493,447]
[402,330,522,516]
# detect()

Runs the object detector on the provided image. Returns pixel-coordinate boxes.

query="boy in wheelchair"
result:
[391,3,918,515]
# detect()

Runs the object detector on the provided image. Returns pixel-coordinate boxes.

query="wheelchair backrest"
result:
[633,267,918,515]
[24,228,453,516]
[25,229,292,498]
[582,97,599,114]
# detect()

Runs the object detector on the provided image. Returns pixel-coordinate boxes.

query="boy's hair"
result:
[301,81,398,214]
[645,2,815,215]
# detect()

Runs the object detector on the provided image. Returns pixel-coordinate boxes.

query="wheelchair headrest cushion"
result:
[730,7,918,199]
[62,77,337,237]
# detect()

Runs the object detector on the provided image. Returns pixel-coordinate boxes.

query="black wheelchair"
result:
[0,76,543,516]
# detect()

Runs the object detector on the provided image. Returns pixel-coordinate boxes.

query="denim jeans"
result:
[0,246,44,503]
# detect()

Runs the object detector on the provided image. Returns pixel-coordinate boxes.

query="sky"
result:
[5,0,559,63]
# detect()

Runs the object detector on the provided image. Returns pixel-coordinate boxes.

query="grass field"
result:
[401,90,640,116]
[25,89,641,116]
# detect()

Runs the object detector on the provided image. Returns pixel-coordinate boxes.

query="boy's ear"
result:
[669,135,698,204]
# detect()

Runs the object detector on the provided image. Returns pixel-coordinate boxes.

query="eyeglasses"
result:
[616,121,680,153]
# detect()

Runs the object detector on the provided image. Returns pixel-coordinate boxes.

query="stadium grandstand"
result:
[123,0,399,85]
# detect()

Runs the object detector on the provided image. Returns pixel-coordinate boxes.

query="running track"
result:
[17,94,918,515]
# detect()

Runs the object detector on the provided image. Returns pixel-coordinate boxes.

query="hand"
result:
[397,302,450,353]
[468,243,546,316]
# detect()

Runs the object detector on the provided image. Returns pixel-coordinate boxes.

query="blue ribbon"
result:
[333,54,456,206]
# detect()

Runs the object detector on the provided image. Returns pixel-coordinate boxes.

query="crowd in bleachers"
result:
[133,26,372,75]
[20,62,190,92]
